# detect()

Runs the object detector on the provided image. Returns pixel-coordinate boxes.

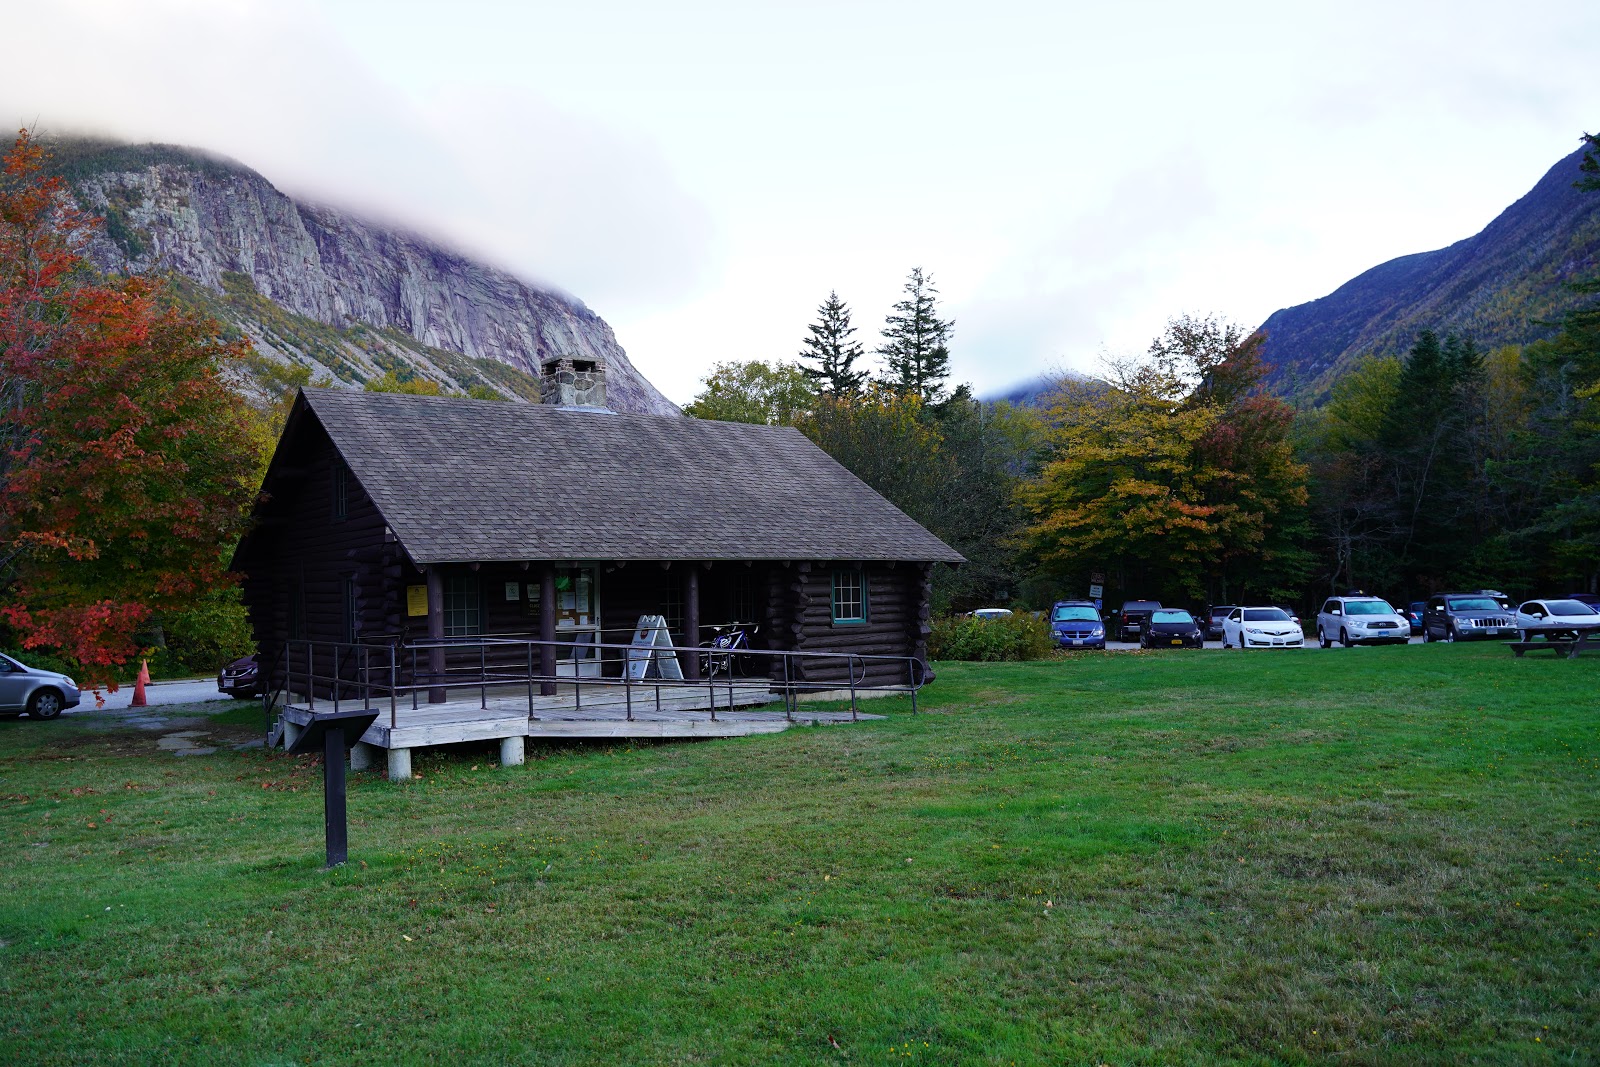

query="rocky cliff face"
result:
[52,140,680,415]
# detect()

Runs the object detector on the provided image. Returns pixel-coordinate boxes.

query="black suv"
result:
[1422,592,1516,642]
[1116,600,1161,642]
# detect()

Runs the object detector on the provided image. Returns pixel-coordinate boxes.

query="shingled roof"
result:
[291,388,963,565]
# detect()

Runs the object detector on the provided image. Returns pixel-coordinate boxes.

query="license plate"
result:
[1170,638,1183,645]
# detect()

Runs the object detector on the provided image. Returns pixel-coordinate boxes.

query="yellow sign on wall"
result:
[406,584,428,617]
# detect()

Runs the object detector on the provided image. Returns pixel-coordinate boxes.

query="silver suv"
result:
[1316,596,1410,647]
[1422,592,1514,642]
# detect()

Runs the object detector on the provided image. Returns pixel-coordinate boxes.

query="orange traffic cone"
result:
[131,659,149,708]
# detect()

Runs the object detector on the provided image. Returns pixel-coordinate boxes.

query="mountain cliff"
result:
[1257,142,1600,397]
[46,138,680,415]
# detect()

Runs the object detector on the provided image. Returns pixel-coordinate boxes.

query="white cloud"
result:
[1,0,715,310]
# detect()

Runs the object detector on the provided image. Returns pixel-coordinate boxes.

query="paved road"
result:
[67,677,236,713]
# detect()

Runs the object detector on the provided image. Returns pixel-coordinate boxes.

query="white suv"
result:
[1316,596,1410,648]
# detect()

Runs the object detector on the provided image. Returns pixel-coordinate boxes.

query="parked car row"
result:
[1050,599,1309,650]
[941,587,1599,655]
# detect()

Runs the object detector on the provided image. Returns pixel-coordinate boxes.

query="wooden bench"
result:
[1510,625,1600,659]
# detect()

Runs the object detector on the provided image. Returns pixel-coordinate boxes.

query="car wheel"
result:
[1444,624,1456,643]
[1339,627,1351,647]
[28,688,63,720]
[1318,628,1330,649]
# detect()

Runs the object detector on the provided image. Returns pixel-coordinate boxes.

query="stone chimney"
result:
[539,354,608,410]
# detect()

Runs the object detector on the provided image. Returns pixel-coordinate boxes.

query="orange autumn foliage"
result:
[0,129,259,686]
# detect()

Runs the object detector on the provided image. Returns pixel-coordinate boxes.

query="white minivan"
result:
[1316,595,1411,648]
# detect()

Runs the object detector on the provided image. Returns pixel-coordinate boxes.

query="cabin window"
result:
[343,575,358,644]
[662,580,684,641]
[831,568,867,625]
[443,573,482,637]
[331,459,349,521]
[729,571,756,626]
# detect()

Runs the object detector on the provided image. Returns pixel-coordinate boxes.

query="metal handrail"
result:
[263,634,929,729]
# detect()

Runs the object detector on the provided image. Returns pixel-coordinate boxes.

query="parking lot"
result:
[1097,634,1425,652]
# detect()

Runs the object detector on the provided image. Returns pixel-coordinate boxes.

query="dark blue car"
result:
[1403,602,1426,636]
[1050,601,1106,649]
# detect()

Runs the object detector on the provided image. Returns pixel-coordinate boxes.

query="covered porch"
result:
[267,633,915,780]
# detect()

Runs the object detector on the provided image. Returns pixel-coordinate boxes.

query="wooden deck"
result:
[278,680,882,753]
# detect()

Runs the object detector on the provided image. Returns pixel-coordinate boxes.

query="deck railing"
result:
[264,635,929,735]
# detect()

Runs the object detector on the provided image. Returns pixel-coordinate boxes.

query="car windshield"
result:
[1344,601,1394,616]
[1151,610,1193,623]
[1052,606,1099,622]
[1210,607,1234,618]
[1446,597,1500,612]
[1243,608,1291,622]
[1547,601,1599,617]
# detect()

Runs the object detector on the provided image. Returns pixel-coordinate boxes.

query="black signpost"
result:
[285,709,380,868]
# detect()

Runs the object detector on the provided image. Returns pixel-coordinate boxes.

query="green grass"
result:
[1,644,1596,1064]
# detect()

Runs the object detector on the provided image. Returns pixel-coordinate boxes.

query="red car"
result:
[217,655,260,699]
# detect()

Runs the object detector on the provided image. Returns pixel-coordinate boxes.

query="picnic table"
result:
[1509,623,1600,659]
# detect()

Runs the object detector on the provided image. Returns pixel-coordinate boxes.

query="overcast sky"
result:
[7,0,1599,401]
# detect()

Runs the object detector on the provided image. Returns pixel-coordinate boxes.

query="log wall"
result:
[770,561,928,688]
[238,418,393,695]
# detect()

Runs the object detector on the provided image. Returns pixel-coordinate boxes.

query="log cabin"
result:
[233,367,963,712]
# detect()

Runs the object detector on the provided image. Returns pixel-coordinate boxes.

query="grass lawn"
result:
[1,644,1597,1065]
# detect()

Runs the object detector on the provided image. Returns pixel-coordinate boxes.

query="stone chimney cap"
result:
[539,354,609,411]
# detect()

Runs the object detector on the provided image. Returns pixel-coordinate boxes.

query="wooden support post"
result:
[683,564,701,681]
[426,566,446,704]
[539,563,557,696]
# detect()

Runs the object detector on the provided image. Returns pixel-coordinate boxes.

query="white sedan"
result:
[1221,606,1305,649]
[1514,598,1600,641]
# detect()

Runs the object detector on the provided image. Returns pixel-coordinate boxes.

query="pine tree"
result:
[798,291,865,396]
[877,267,953,403]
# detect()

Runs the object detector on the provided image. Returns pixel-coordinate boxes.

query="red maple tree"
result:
[0,129,259,687]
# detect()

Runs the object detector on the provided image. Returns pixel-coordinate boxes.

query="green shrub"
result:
[928,612,1052,662]
[161,587,255,673]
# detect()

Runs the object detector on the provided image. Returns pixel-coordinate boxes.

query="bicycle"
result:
[698,626,751,678]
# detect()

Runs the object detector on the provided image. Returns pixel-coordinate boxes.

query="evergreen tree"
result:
[1375,330,1485,587]
[877,267,953,403]
[797,291,865,396]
